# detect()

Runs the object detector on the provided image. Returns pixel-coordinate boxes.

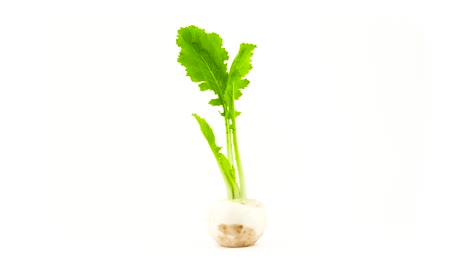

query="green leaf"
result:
[226,43,256,102]
[208,98,223,106]
[221,110,241,119]
[177,26,229,102]
[192,113,221,154]
[192,113,239,198]
[219,153,239,189]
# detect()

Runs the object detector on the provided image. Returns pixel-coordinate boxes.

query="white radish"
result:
[177,26,265,247]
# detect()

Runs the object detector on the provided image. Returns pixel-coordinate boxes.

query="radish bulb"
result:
[208,199,266,247]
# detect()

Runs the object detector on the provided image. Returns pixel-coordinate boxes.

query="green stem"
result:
[231,109,246,200]
[214,156,233,200]
[224,108,235,166]
[227,169,240,199]
[223,104,241,200]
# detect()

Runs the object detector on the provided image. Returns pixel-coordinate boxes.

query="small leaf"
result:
[226,43,256,101]
[223,43,256,120]
[192,113,239,198]
[192,113,221,154]
[209,98,223,106]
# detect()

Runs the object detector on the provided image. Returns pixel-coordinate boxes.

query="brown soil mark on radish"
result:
[239,199,263,208]
[216,224,257,247]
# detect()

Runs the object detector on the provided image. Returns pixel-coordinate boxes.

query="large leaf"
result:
[177,26,229,102]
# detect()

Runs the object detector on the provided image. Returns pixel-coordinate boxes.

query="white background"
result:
[1,0,467,263]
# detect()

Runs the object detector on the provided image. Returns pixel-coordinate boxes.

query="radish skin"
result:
[208,199,266,247]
